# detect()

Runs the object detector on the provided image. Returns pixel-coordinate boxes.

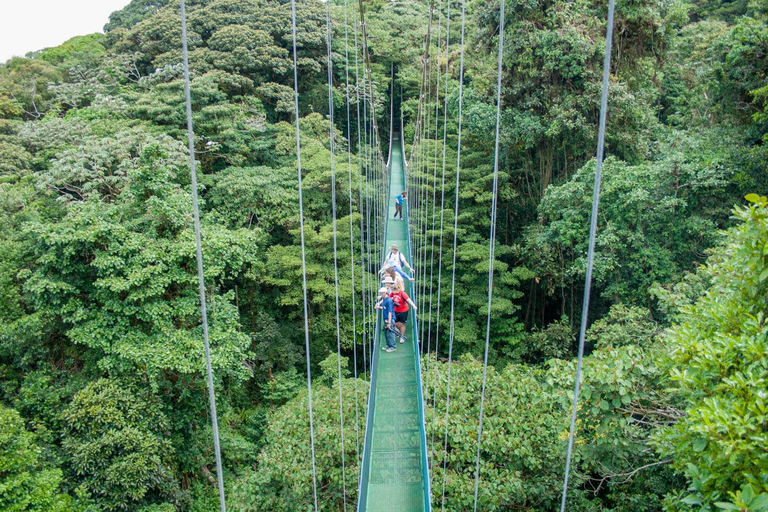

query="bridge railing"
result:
[356,135,392,512]
[403,144,432,512]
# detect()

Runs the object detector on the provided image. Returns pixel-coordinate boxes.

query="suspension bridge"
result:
[174,0,618,508]
[357,134,431,511]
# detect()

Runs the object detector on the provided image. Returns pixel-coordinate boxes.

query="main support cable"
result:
[560,0,616,509]
[472,0,505,508]
[179,2,225,510]
[325,0,348,506]
[290,0,320,509]
[440,0,467,507]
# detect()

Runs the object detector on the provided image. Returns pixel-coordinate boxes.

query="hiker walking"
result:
[390,281,417,339]
[380,244,414,282]
[382,267,404,291]
[377,287,397,352]
[394,191,407,220]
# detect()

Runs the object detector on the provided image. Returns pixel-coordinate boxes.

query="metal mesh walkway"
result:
[358,135,430,512]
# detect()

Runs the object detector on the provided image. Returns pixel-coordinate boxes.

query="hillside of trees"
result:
[1,0,767,510]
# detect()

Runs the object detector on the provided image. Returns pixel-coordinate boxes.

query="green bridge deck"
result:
[357,135,431,512]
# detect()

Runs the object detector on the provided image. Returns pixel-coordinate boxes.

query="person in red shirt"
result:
[390,282,417,340]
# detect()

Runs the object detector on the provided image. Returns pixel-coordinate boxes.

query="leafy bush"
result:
[657,195,768,509]
[426,354,567,510]
[230,371,368,511]
[62,378,180,510]
[0,405,70,511]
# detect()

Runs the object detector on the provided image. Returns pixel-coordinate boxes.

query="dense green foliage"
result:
[655,196,768,510]
[0,406,70,511]
[1,0,766,509]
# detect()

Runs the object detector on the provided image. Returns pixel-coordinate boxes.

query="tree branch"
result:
[588,459,674,494]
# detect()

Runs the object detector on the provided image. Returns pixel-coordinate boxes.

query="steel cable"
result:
[342,0,362,470]
[179,1,226,510]
[472,0,505,507]
[289,0,319,508]
[440,0,467,506]
[560,0,616,509]
[324,0,348,506]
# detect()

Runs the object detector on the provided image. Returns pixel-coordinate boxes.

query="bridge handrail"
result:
[356,137,392,512]
[403,145,432,511]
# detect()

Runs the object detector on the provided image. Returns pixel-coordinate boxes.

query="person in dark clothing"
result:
[377,287,397,352]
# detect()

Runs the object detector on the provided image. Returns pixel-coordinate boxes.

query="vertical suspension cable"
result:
[358,0,385,281]
[179,2,225,510]
[366,100,374,274]
[425,24,444,340]
[290,0,319,508]
[419,20,434,482]
[560,0,615,509]
[417,0,436,353]
[325,1,348,506]
[472,0,505,508]
[440,0,467,506]
[363,90,373,369]
[423,0,445,348]
[429,0,452,472]
[418,0,440,331]
[413,28,425,295]
[421,0,444,471]
[359,8,372,380]
[353,9,369,385]
[342,0,362,469]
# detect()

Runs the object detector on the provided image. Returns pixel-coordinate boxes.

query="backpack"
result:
[387,251,405,268]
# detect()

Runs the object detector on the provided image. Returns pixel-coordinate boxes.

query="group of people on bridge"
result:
[375,191,417,353]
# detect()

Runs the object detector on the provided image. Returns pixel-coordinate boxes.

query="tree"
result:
[62,378,180,510]
[104,0,172,32]
[547,341,683,511]
[529,132,736,320]
[230,358,368,511]
[656,195,768,510]
[0,405,70,511]
[426,354,568,510]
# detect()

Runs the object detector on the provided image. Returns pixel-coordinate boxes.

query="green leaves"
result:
[230,373,368,511]
[0,406,71,511]
[425,355,568,510]
[62,379,178,510]
[713,485,768,512]
[659,200,768,506]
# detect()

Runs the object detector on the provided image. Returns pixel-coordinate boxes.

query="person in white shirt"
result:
[379,245,414,282]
